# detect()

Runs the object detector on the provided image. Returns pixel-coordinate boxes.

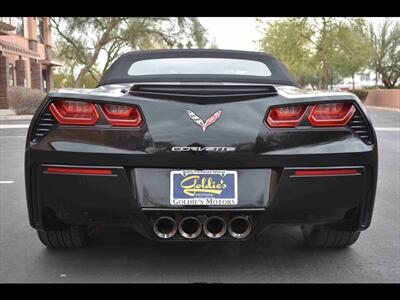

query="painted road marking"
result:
[0,124,29,129]
[0,181,14,184]
[375,127,400,131]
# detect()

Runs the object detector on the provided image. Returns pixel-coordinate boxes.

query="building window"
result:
[8,64,14,87]
[37,18,45,43]
[15,17,24,36]
[42,69,48,91]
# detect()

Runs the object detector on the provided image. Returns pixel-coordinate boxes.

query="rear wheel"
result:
[301,224,360,248]
[37,225,95,248]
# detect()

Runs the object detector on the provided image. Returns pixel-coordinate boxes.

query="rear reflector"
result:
[308,103,356,127]
[49,100,99,125]
[101,104,143,127]
[46,167,112,175]
[294,169,359,176]
[266,105,307,127]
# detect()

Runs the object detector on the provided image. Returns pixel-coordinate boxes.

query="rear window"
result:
[127,58,272,77]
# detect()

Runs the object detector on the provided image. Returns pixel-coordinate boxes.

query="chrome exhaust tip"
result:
[228,216,251,239]
[153,216,177,239]
[178,217,202,239]
[203,216,227,239]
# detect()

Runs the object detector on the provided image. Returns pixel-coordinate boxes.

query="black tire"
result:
[301,224,360,248]
[37,225,95,248]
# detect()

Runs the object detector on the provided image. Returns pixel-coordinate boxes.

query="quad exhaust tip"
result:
[178,216,202,239]
[154,215,251,240]
[228,216,252,239]
[153,216,177,239]
[203,216,227,239]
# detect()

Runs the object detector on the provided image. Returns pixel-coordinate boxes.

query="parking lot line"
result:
[0,181,14,184]
[0,124,29,129]
[375,127,400,131]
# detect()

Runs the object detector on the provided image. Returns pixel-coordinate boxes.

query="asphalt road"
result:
[0,107,399,283]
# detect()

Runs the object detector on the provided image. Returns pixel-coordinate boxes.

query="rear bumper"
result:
[26,159,376,240]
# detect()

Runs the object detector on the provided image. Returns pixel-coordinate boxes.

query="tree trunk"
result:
[73,43,106,87]
[352,75,355,89]
[382,77,395,89]
[72,17,121,87]
[74,65,94,87]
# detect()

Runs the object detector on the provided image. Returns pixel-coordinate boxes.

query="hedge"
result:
[7,87,46,115]
[348,89,369,102]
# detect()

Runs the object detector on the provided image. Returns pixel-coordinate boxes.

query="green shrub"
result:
[7,87,46,115]
[349,89,369,102]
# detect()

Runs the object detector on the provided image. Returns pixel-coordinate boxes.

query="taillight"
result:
[100,104,143,127]
[49,100,99,125]
[49,100,144,127]
[266,102,357,128]
[266,105,307,127]
[308,103,356,127]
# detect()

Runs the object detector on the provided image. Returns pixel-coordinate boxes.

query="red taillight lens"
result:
[101,104,143,127]
[266,105,307,127]
[49,100,99,125]
[308,103,356,127]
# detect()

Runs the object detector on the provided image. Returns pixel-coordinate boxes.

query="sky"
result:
[198,17,277,51]
[199,17,391,51]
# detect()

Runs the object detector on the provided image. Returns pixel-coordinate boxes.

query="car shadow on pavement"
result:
[38,225,359,283]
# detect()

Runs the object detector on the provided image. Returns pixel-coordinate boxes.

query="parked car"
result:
[25,49,378,248]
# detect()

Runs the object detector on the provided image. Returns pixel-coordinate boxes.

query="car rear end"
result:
[25,83,378,246]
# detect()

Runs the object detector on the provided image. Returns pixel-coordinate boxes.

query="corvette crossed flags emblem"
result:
[187,109,222,132]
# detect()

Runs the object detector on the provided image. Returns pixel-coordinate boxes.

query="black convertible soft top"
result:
[97,49,298,87]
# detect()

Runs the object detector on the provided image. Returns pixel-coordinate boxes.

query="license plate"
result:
[170,170,238,206]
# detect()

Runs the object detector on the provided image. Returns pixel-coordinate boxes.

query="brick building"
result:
[0,17,60,108]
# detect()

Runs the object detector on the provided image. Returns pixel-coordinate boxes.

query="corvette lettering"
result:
[171,146,236,152]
